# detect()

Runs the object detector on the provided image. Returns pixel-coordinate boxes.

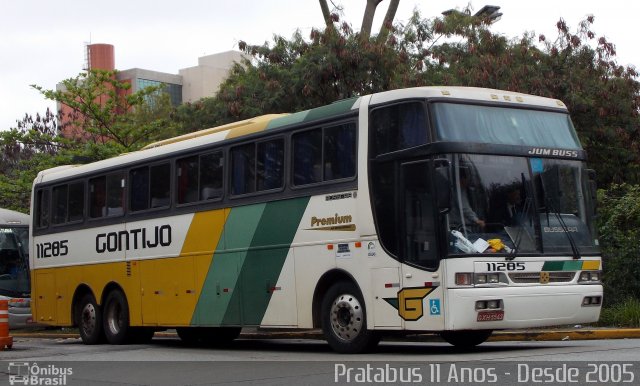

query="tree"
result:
[176,8,639,187]
[32,69,178,151]
[1,68,181,212]
[0,109,124,213]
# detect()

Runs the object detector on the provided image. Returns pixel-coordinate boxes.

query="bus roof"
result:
[35,86,567,184]
[369,86,567,109]
[0,208,29,226]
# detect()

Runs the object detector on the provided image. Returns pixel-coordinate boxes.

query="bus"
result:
[30,87,601,353]
[0,208,33,328]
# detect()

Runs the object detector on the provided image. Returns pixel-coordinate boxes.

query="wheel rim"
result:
[329,293,363,342]
[81,303,97,336]
[106,300,122,336]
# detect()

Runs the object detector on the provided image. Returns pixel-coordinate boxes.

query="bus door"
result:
[398,160,445,330]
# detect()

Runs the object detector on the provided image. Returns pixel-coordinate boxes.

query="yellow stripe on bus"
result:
[582,260,601,270]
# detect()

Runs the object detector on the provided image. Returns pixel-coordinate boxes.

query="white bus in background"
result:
[0,207,33,328]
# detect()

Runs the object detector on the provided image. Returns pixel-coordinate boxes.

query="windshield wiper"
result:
[506,196,532,261]
[545,198,582,260]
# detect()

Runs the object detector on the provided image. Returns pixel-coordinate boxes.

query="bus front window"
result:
[0,227,30,297]
[448,155,538,254]
[446,155,598,256]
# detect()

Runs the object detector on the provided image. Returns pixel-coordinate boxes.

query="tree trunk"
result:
[319,0,334,31]
[377,0,400,42]
[361,0,383,40]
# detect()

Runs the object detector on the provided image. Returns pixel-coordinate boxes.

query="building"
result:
[57,43,244,139]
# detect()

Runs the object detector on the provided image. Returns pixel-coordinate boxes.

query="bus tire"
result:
[440,330,493,348]
[102,290,131,345]
[76,293,105,345]
[321,281,379,354]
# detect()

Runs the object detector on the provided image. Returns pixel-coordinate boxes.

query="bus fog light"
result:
[475,301,487,310]
[582,296,602,306]
[487,300,500,309]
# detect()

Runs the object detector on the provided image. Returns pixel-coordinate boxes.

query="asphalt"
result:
[9,327,640,342]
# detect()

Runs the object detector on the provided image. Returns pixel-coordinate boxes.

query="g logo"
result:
[384,286,437,321]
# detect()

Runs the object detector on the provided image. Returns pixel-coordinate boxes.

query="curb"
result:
[11,328,640,342]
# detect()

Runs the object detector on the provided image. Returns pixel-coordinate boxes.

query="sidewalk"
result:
[11,327,640,342]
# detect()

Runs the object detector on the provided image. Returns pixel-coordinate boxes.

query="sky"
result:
[1,0,638,131]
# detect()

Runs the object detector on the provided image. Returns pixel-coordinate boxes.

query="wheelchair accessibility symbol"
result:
[429,299,441,316]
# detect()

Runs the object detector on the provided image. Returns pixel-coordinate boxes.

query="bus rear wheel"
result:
[321,281,379,354]
[76,293,104,345]
[103,290,131,345]
[440,330,493,348]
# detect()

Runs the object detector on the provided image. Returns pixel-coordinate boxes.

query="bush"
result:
[598,298,640,327]
[597,184,640,306]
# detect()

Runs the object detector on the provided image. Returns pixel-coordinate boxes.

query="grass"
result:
[598,298,640,327]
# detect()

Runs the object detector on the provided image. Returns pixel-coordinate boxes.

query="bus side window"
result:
[106,173,125,216]
[51,185,68,225]
[231,143,256,195]
[36,189,50,228]
[89,177,106,218]
[371,102,427,156]
[177,156,199,204]
[257,139,284,191]
[293,129,322,185]
[324,123,356,181]
[130,166,150,211]
[68,182,85,222]
[200,151,224,200]
[150,163,170,208]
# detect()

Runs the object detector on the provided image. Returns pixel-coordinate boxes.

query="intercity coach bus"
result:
[30,87,601,353]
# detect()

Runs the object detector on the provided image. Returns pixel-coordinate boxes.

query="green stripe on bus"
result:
[542,261,583,271]
[304,97,359,122]
[265,97,359,131]
[192,204,266,326]
[265,111,310,130]
[223,196,310,325]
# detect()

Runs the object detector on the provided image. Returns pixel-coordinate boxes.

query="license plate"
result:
[477,310,504,322]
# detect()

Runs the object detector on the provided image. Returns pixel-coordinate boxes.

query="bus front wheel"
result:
[321,281,379,354]
[440,330,493,348]
[76,293,104,345]
[102,290,131,344]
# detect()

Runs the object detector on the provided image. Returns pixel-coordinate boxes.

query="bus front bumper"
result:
[446,285,602,330]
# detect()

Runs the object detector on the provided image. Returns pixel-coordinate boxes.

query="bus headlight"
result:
[578,271,602,283]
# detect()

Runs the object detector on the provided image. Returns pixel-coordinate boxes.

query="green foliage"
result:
[598,298,640,327]
[1,69,180,212]
[597,184,640,305]
[0,108,128,213]
[32,69,178,151]
[174,9,640,187]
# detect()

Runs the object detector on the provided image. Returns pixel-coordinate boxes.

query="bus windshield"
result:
[0,226,30,297]
[447,154,598,256]
[432,103,582,149]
